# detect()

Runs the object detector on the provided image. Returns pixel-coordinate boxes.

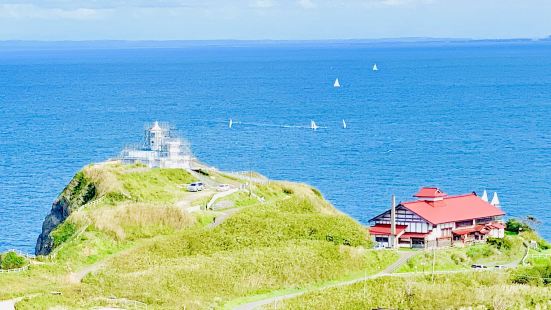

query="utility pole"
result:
[391,194,396,248]
[431,246,436,283]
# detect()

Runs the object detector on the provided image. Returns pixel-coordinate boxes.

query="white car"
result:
[217,184,231,192]
[187,182,204,192]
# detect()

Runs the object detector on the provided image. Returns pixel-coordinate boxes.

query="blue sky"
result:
[1,0,551,40]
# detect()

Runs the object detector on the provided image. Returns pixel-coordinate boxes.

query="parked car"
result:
[471,264,487,269]
[187,182,204,192]
[217,184,231,192]
[494,265,506,269]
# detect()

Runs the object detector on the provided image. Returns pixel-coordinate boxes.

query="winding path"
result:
[232,251,418,310]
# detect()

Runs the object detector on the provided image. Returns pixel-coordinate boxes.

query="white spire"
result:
[491,192,500,207]
[481,190,488,202]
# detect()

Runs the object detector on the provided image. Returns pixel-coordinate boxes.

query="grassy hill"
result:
[1,162,396,309]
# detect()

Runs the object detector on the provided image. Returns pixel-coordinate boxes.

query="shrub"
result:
[451,252,467,264]
[311,187,322,198]
[466,244,494,260]
[511,261,551,285]
[0,251,26,270]
[487,237,512,250]
[282,187,294,195]
[506,218,532,233]
[537,239,551,250]
[51,221,77,247]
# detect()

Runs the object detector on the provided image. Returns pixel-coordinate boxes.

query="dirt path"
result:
[67,261,106,284]
[232,251,417,310]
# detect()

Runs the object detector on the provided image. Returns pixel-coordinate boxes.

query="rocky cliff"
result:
[35,171,97,256]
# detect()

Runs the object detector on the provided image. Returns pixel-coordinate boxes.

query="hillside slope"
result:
[3,162,396,309]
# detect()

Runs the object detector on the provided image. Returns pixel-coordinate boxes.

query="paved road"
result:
[232,251,417,310]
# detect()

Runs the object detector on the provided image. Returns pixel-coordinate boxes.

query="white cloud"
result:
[250,0,277,8]
[0,4,105,20]
[297,0,316,9]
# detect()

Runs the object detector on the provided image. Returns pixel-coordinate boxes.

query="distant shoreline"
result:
[1,37,550,51]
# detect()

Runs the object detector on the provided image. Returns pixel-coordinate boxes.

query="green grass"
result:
[6,163,551,309]
[116,168,196,203]
[397,236,525,273]
[276,271,551,310]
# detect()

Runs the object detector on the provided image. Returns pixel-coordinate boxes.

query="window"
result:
[456,220,473,228]
[375,237,388,243]
[441,228,452,237]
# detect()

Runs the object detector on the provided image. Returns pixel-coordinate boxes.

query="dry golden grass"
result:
[82,163,125,197]
[88,203,195,240]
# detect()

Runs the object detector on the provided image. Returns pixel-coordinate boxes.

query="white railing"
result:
[4,249,35,259]
[206,188,240,209]
[0,265,29,273]
[81,196,105,210]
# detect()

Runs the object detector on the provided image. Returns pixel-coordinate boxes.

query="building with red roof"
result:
[369,187,505,248]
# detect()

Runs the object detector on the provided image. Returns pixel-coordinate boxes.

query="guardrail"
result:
[3,249,36,260]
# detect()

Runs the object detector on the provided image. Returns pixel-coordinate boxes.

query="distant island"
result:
[1,123,550,309]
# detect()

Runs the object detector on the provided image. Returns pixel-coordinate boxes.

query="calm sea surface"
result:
[1,42,550,253]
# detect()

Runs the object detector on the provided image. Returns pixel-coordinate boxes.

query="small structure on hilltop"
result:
[120,121,192,169]
[369,187,505,249]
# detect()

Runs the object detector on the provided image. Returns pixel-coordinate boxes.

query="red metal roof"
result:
[414,187,447,198]
[452,222,504,236]
[369,224,407,236]
[400,232,429,239]
[488,222,505,230]
[402,193,505,224]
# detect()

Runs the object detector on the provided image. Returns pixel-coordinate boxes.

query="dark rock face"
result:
[35,172,96,256]
[35,197,71,256]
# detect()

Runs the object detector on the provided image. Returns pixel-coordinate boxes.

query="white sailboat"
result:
[372,64,378,71]
[342,119,347,129]
[228,118,233,129]
[333,78,340,88]
[310,120,318,130]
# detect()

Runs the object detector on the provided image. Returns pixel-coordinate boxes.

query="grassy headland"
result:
[1,162,395,309]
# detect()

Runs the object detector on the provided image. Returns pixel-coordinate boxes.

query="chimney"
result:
[391,194,396,248]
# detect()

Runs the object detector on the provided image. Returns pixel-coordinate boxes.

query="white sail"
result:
[310,120,318,130]
[334,78,340,88]
[372,64,378,71]
[481,190,488,202]
[229,118,233,129]
[342,119,347,129]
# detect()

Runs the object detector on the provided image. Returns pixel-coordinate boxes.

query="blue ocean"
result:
[1,42,550,253]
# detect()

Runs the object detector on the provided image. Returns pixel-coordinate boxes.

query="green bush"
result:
[451,252,467,264]
[511,260,551,286]
[466,244,494,260]
[487,237,512,250]
[0,251,26,270]
[537,239,551,250]
[506,218,532,233]
[311,187,322,198]
[282,187,294,195]
[51,221,77,247]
